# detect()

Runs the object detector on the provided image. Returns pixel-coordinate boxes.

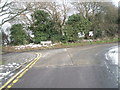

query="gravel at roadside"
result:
[0,52,36,87]
[2,52,36,65]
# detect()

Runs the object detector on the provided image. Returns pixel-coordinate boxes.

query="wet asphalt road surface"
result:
[11,43,118,88]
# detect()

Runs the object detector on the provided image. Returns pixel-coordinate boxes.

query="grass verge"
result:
[62,38,119,47]
[2,38,119,53]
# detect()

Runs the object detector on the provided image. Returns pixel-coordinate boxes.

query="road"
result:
[11,43,118,88]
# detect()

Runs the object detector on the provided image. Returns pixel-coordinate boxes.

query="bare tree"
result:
[0,0,31,26]
[72,2,102,19]
[28,1,70,35]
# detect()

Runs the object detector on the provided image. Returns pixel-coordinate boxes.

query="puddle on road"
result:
[104,46,119,86]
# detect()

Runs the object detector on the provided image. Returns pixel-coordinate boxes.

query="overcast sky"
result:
[112,0,120,7]
[0,0,119,27]
[1,0,119,6]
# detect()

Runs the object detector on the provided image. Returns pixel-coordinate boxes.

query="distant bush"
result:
[10,24,28,45]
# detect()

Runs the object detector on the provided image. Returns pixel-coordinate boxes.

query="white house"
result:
[89,31,94,37]
[78,31,94,38]
[78,32,85,38]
